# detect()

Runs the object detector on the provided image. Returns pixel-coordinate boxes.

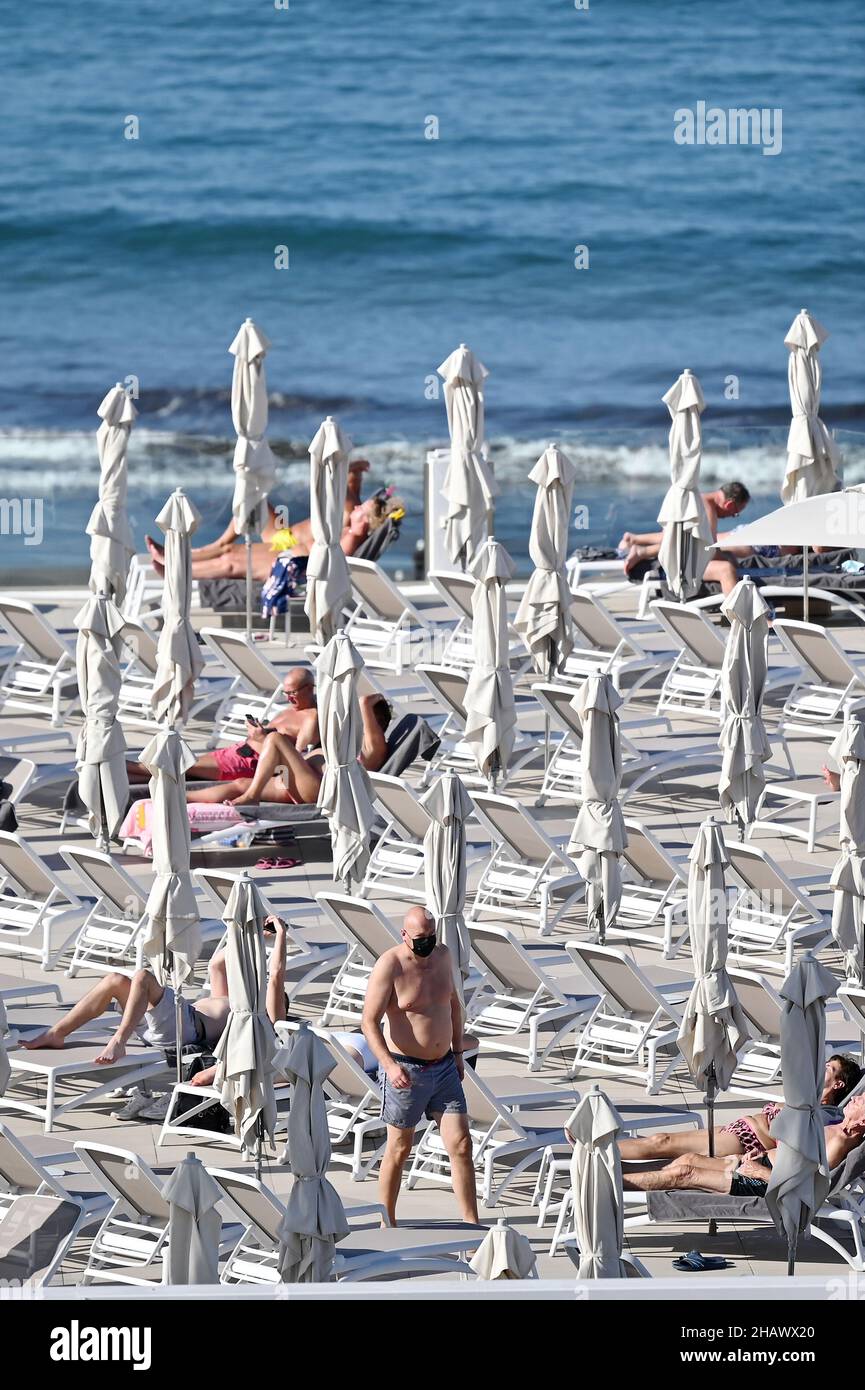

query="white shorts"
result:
[137,986,201,1049]
[331,1031,377,1075]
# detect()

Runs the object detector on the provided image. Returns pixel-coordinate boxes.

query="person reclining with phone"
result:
[186,693,394,806]
[126,666,319,784]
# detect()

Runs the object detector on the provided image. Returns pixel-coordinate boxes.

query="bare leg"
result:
[703,558,739,597]
[187,778,251,804]
[619,1129,743,1161]
[266,920,287,1023]
[94,968,167,1064]
[622,1153,739,1194]
[231,731,322,805]
[623,542,661,575]
[189,545,272,582]
[128,751,222,783]
[379,1126,415,1226]
[23,972,132,1050]
[437,1112,479,1223]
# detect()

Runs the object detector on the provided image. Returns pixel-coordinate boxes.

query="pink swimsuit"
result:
[721,1103,782,1157]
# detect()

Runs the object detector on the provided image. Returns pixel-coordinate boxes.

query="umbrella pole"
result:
[172,958,184,1085]
[803,546,809,624]
[245,535,253,641]
[255,1117,263,1183]
[544,642,555,769]
[787,1238,795,1278]
[706,1064,717,1237]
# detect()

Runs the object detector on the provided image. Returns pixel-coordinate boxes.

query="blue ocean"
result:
[0,0,862,579]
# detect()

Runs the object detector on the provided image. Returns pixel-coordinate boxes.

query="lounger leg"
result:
[44,1070,57,1133]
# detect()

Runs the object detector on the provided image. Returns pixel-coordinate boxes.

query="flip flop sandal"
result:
[255,856,301,870]
[673,1250,732,1272]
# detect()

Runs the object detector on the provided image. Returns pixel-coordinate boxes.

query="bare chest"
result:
[390,957,451,1014]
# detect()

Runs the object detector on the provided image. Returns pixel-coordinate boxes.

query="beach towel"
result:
[120,799,243,856]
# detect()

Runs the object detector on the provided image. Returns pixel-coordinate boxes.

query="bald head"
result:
[282,667,315,709]
[404,906,435,935]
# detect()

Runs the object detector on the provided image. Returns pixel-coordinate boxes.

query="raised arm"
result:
[359,693,388,770]
[362,954,410,1089]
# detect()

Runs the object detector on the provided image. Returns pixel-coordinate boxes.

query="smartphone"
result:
[246,713,262,727]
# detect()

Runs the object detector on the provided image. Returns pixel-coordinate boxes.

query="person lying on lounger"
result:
[617,1093,865,1199]
[605,1055,862,1164]
[146,487,404,584]
[126,666,319,784]
[21,918,290,1067]
[617,482,752,596]
[185,693,393,806]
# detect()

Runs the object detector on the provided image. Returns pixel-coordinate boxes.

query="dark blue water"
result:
[0,0,862,576]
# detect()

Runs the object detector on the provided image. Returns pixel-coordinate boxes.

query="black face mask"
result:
[408,934,436,958]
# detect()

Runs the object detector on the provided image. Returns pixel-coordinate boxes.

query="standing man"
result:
[362,906,479,1227]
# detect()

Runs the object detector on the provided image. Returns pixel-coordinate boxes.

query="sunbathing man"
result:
[362,906,479,1227]
[185,692,393,806]
[22,919,289,1067]
[127,666,318,785]
[618,481,751,596]
[618,1093,865,1198]
[610,1055,861,1163]
[146,489,402,584]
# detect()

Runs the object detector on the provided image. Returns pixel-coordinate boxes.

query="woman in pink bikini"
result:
[615,1054,862,1163]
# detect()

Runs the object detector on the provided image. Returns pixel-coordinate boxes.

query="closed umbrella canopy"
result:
[229,319,277,533]
[87,384,136,602]
[151,489,204,728]
[315,632,377,888]
[677,819,749,1093]
[438,344,496,567]
[658,370,712,602]
[163,1153,222,1285]
[74,593,129,847]
[213,875,278,1153]
[469,1222,537,1280]
[421,770,473,995]
[275,1022,350,1282]
[567,674,627,942]
[304,416,352,645]
[829,708,865,986]
[140,728,201,988]
[513,444,577,673]
[718,578,772,827]
[781,310,841,504]
[567,1087,628,1278]
[0,1000,9,1097]
[766,956,838,1264]
[463,539,517,781]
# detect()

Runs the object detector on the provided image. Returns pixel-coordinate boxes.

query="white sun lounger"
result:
[725,965,784,1099]
[317,892,401,1028]
[199,627,291,746]
[466,923,595,1071]
[427,568,531,673]
[724,840,832,975]
[773,619,865,734]
[414,663,538,790]
[0,1193,85,1287]
[307,1030,389,1179]
[564,941,692,1094]
[556,588,663,695]
[60,845,151,979]
[467,792,586,937]
[0,1120,112,1228]
[603,817,690,956]
[0,830,85,970]
[337,557,436,675]
[0,973,61,1007]
[3,1040,166,1132]
[361,771,432,902]
[0,596,79,726]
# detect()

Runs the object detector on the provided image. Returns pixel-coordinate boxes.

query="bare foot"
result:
[623,544,644,575]
[94,1035,127,1065]
[145,535,165,577]
[230,792,260,807]
[822,764,840,792]
[22,1027,65,1050]
[617,532,633,554]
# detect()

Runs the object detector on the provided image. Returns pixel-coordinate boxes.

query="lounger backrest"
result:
[60,846,147,917]
[471,792,561,868]
[73,1143,169,1222]
[838,985,865,1038]
[368,772,431,843]
[347,558,419,625]
[2,759,36,804]
[0,597,71,664]
[566,942,662,1018]
[725,843,817,920]
[570,590,639,656]
[651,601,726,670]
[199,627,284,696]
[315,1031,379,1104]
[468,923,550,996]
[121,618,160,676]
[727,967,782,1041]
[206,1168,282,1247]
[316,892,400,963]
[0,832,69,904]
[461,1068,528,1137]
[530,682,583,741]
[621,820,685,886]
[773,619,859,689]
[192,867,275,920]
[0,1124,46,1194]
[0,1195,81,1284]
[428,571,475,623]
[416,665,469,726]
